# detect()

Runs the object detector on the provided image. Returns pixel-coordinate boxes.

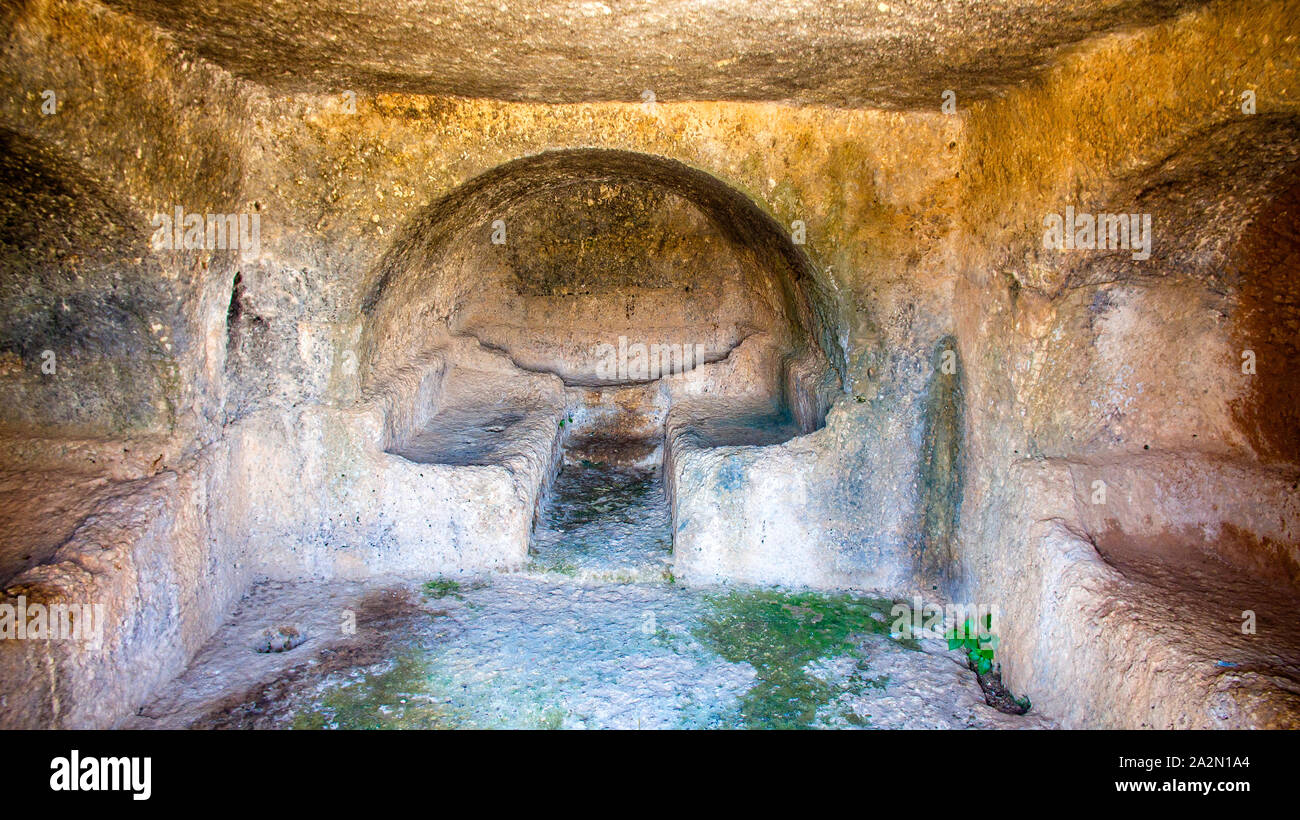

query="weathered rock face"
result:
[948,3,1300,727]
[1,0,1298,729]
[357,149,837,398]
[100,0,1204,108]
[0,128,182,439]
[437,179,788,386]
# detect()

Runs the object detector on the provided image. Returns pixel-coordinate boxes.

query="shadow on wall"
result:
[1230,165,1300,465]
[0,128,182,439]
[917,335,963,588]
[355,148,846,428]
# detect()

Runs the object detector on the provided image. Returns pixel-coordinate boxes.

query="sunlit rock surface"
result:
[1,0,1298,729]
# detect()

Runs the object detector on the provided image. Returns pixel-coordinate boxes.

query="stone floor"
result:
[527,459,674,583]
[123,437,1054,730]
[124,574,1056,730]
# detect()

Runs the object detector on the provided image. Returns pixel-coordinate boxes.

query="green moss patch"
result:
[421,576,487,600]
[291,653,452,729]
[695,588,910,729]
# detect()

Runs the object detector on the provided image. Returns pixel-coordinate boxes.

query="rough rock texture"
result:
[1,0,1298,729]
[101,0,1202,109]
[952,0,1300,727]
[122,576,1055,730]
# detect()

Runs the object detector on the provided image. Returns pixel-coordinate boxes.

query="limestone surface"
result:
[1,0,1297,731]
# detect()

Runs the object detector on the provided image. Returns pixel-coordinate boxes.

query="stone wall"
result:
[1,0,1297,728]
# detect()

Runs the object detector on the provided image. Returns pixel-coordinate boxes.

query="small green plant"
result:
[423,576,489,599]
[947,614,998,676]
[547,558,578,577]
[423,577,463,599]
[946,614,1033,714]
